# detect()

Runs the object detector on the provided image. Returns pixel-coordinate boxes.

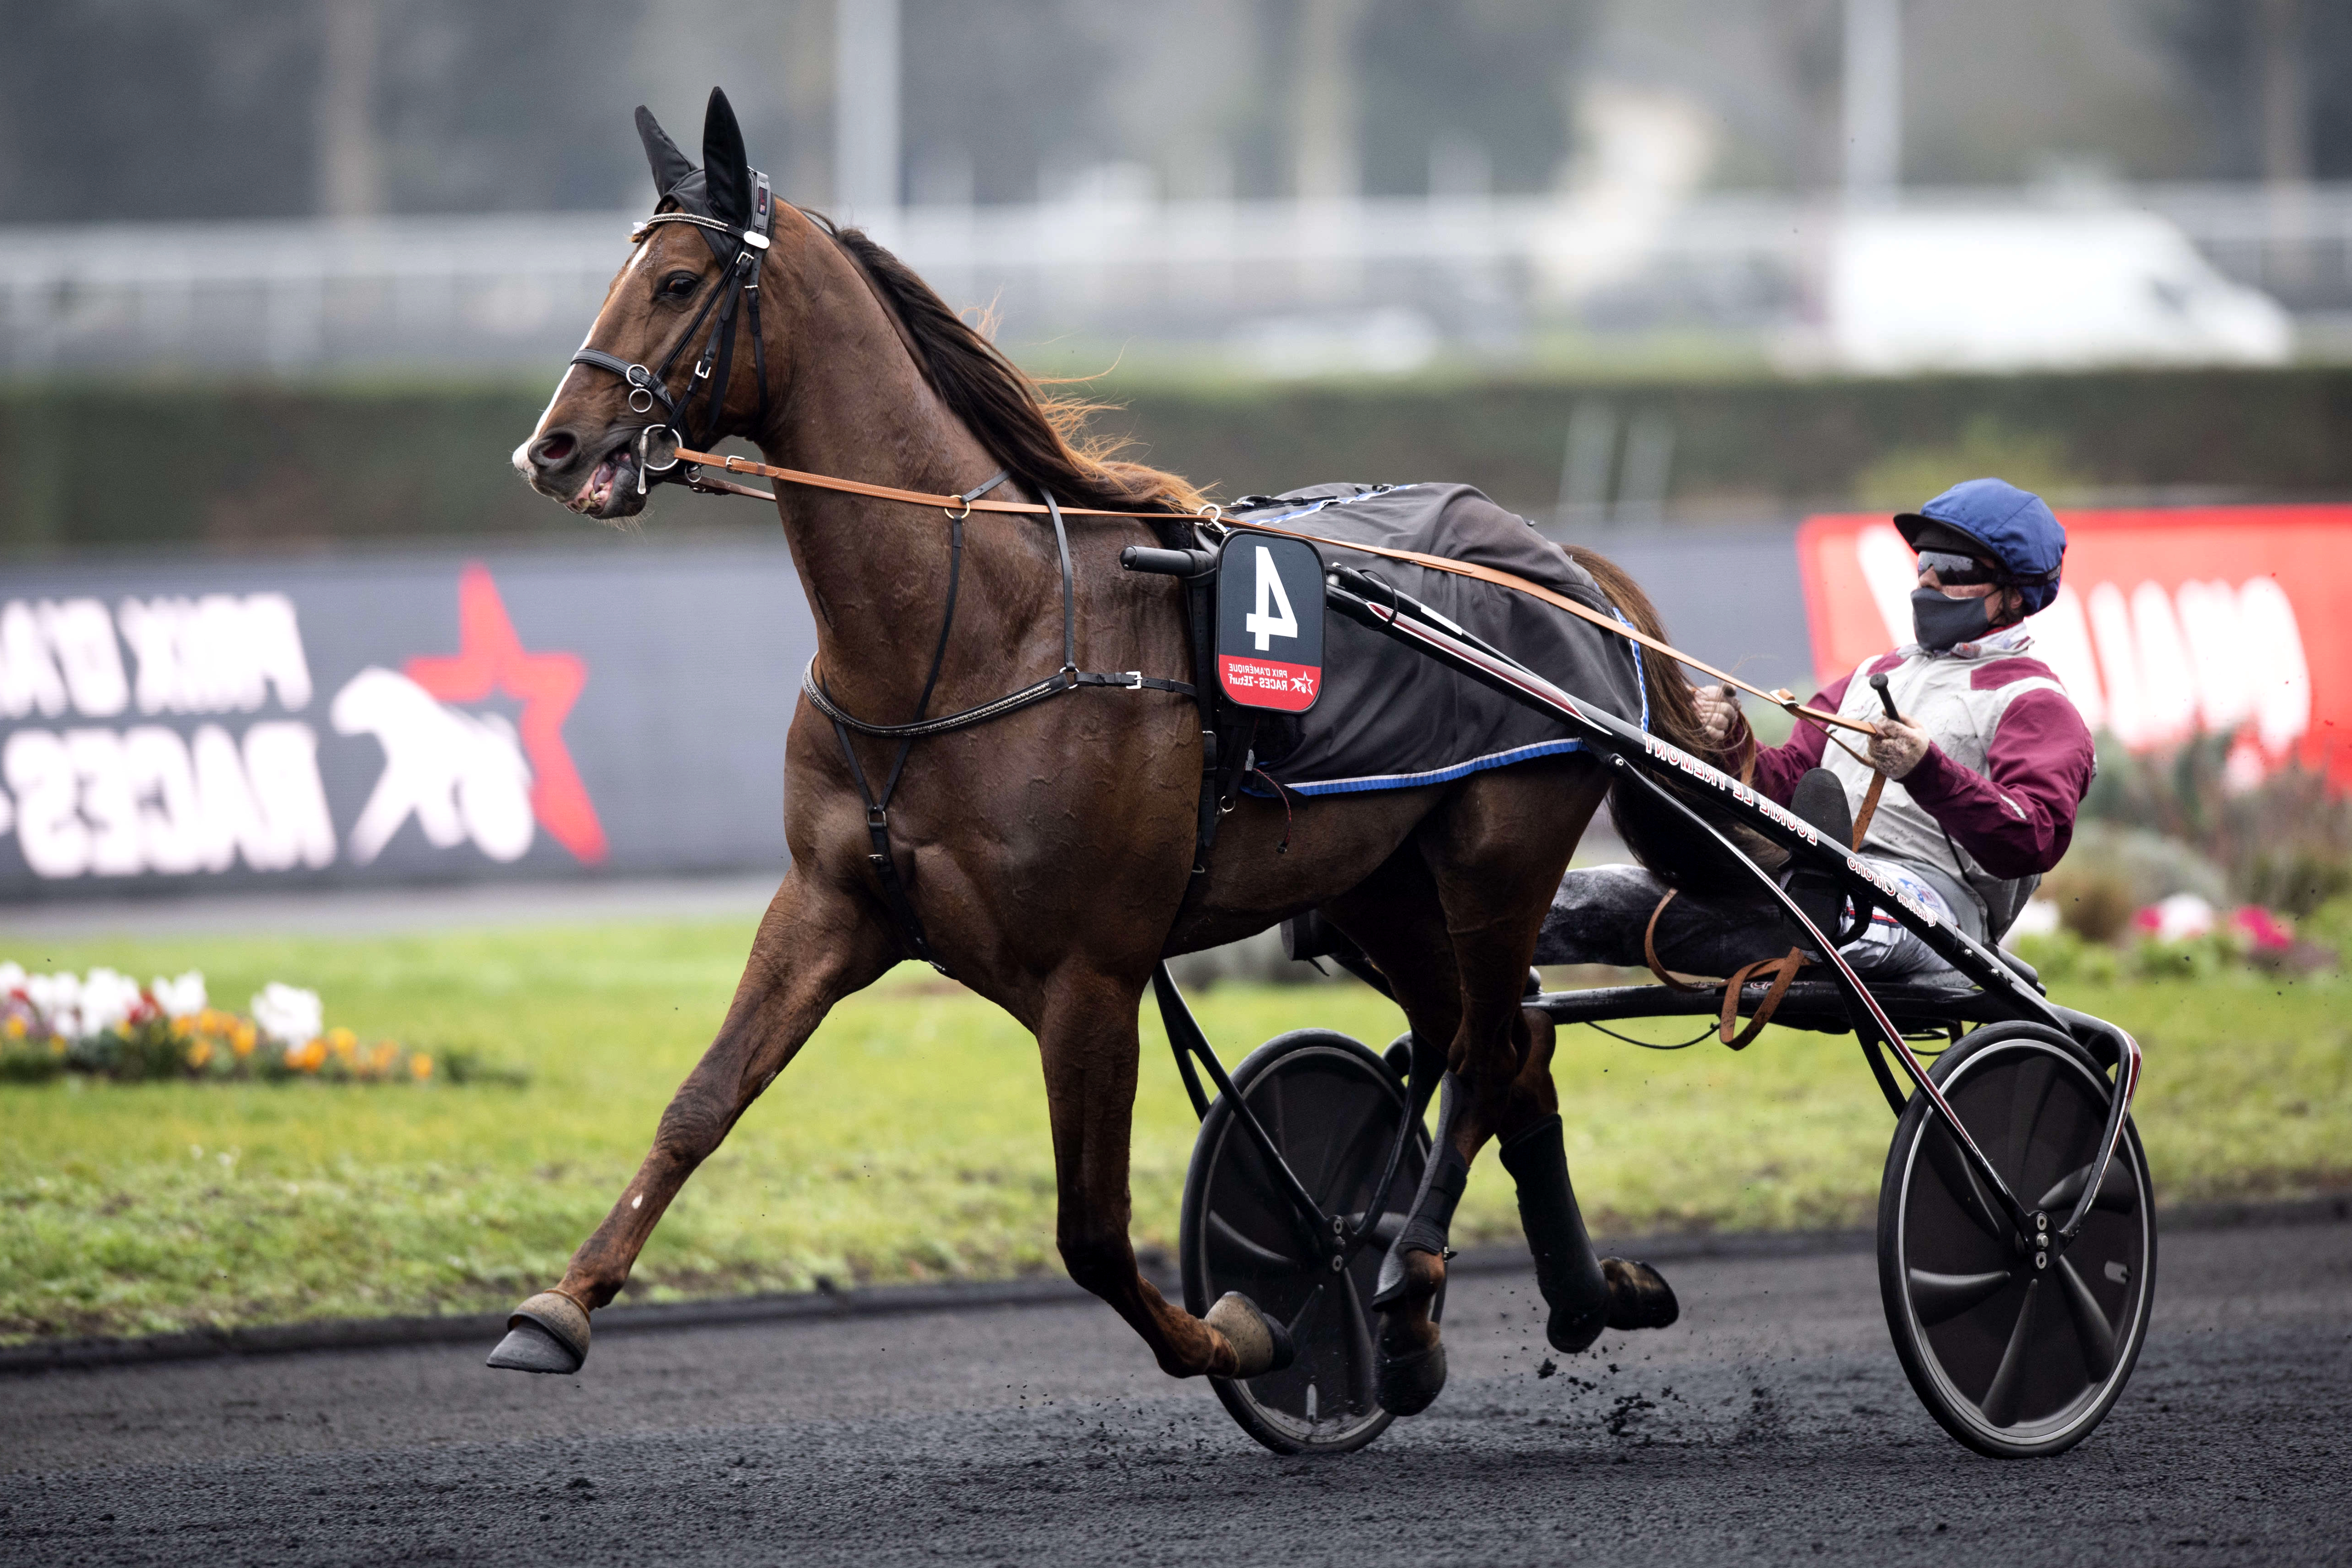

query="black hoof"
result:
[486,1290,590,1374]
[1376,1338,1448,1416]
[1603,1258,1680,1331]
[1547,1299,1609,1356]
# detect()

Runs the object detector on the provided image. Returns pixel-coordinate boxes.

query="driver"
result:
[1538,477,2095,981]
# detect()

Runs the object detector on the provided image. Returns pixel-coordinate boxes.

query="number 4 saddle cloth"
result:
[1228,482,1650,797]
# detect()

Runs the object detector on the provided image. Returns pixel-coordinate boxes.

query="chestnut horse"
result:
[494,89,1716,1414]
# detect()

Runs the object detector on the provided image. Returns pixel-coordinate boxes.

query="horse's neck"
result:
[757,241,1047,718]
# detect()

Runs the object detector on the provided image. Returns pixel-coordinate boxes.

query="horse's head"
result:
[514,88,786,520]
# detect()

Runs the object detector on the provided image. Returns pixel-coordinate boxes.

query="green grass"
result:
[2,919,2345,1344]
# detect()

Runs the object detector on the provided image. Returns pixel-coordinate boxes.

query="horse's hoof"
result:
[1547,1299,1609,1356]
[486,1291,590,1374]
[1375,1337,1448,1417]
[1603,1258,1680,1331]
[1206,1291,1296,1378]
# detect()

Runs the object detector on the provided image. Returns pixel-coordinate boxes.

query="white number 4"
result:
[1244,545,1298,652]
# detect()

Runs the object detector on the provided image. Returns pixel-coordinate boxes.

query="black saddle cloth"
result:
[1228,483,1649,796]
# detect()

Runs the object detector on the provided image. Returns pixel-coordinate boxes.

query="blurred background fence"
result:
[6,0,2352,903]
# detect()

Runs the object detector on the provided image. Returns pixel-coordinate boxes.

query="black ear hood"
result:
[632,89,768,261]
[700,87,752,227]
[635,105,697,202]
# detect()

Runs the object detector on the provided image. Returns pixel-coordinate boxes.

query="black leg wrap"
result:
[1372,1072,1469,1309]
[1497,1114,1611,1354]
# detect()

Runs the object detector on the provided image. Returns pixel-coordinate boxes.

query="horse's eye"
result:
[658,271,700,301]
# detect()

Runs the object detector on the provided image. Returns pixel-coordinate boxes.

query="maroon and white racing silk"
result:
[1730,628,2096,933]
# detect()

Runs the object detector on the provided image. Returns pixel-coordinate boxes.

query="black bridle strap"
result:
[1045,490,1078,675]
[568,207,770,474]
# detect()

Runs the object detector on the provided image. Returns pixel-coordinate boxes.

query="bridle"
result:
[567,173,779,501]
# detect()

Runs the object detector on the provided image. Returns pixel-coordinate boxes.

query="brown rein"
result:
[673,445,1881,740]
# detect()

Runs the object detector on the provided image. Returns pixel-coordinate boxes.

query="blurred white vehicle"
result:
[1827,208,2294,373]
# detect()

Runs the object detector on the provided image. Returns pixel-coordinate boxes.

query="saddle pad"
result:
[1230,482,1649,796]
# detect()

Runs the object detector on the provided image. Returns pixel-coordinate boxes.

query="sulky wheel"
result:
[1878,1022,2156,1459]
[1179,1028,1429,1454]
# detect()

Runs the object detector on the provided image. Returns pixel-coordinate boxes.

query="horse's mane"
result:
[819,219,1206,515]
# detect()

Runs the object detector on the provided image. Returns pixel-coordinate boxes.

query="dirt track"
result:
[3,1219,2346,1567]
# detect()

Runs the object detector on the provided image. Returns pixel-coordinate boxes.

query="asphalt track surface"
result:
[4,1218,2347,1567]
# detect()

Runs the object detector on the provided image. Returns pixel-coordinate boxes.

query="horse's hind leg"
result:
[489,871,896,1373]
[1363,759,1618,1410]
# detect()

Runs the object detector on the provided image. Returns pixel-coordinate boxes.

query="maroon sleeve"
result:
[1743,672,1850,805]
[1899,687,2095,878]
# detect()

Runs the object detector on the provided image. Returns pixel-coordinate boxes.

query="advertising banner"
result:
[0,541,814,901]
[1796,506,2349,784]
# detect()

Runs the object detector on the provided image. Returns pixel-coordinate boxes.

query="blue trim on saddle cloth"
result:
[1247,604,1651,798]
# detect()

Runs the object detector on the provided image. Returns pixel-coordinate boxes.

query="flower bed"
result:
[0,964,491,1085]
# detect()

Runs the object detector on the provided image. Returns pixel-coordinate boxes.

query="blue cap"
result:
[1894,478,2066,614]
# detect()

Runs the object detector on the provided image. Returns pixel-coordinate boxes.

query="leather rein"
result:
[662,444,1881,740]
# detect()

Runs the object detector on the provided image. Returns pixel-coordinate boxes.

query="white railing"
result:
[5,183,2351,376]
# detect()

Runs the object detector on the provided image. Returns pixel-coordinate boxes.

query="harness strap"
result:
[1641,890,1713,994]
[1852,773,1889,850]
[814,479,1195,972]
[675,446,1876,738]
[805,662,1194,740]
[827,710,945,973]
[1641,887,1809,1048]
[1717,950,1807,1050]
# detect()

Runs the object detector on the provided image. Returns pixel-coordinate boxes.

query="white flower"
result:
[251,983,324,1047]
[151,970,207,1019]
[24,972,82,1039]
[78,969,145,1036]
[0,961,24,996]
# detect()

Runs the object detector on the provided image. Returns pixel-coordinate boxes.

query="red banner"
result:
[1795,506,2351,785]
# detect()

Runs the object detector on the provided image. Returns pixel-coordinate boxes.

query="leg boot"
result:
[1496,1114,1610,1354]
[1371,1071,1470,1416]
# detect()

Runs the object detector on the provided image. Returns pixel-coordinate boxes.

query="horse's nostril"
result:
[533,432,578,468]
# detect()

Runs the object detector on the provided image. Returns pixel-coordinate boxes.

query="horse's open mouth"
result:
[568,436,644,517]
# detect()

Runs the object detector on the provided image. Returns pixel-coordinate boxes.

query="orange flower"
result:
[327,1026,358,1062]
[231,1022,258,1058]
[410,1054,434,1081]
[4,1016,24,1040]
[187,1038,213,1069]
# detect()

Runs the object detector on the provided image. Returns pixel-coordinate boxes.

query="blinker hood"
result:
[634,88,775,262]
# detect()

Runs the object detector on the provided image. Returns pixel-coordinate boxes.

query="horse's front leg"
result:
[1035,969,1288,1381]
[488,871,896,1373]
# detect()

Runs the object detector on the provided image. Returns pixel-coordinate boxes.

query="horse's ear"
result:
[635,106,696,201]
[700,87,751,226]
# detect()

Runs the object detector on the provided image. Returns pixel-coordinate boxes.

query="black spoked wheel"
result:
[1179,1029,1428,1455]
[1879,1022,2156,1459]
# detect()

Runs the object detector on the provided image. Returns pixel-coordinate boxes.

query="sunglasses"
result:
[1915,550,2003,586]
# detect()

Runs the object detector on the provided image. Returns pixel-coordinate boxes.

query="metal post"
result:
[833,0,901,224]
[1842,0,1901,206]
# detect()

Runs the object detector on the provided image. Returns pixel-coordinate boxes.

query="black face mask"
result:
[1911,587,1994,650]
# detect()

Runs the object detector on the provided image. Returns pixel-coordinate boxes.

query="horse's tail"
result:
[1565,544,1780,897]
